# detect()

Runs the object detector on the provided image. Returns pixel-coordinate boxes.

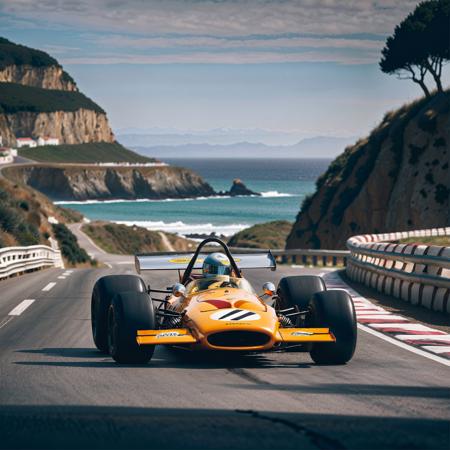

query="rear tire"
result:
[308,290,357,365]
[277,275,326,312]
[108,291,156,364]
[91,275,146,353]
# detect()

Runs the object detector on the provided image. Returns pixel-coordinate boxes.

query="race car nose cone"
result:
[210,308,261,322]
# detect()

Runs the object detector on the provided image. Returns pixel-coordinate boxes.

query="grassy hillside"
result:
[287,91,450,250]
[227,220,292,249]
[0,82,103,114]
[82,221,195,254]
[399,236,450,246]
[0,177,96,266]
[18,142,153,163]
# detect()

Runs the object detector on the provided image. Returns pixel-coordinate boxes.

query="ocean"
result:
[57,158,331,236]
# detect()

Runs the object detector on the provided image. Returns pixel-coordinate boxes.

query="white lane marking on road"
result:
[422,346,450,354]
[62,272,71,276]
[57,276,66,279]
[358,323,450,367]
[105,263,112,268]
[42,282,56,292]
[117,261,133,265]
[8,299,35,316]
[0,316,14,329]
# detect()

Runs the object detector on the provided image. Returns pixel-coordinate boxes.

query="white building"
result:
[0,147,14,164]
[37,136,59,146]
[16,137,37,148]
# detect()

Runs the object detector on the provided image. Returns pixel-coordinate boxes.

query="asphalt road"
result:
[0,257,449,450]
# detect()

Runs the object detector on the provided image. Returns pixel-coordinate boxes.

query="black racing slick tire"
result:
[308,290,357,365]
[277,275,326,311]
[108,291,156,364]
[91,275,146,353]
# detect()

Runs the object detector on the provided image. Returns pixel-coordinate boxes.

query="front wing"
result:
[137,328,335,346]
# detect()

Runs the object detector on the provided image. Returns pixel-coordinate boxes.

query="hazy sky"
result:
[1,0,447,141]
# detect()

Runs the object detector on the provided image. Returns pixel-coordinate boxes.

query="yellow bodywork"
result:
[137,280,335,351]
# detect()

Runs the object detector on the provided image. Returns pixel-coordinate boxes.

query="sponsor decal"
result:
[169,257,204,264]
[291,331,314,336]
[210,308,261,322]
[157,331,183,338]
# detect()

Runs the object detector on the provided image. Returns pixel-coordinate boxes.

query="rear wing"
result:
[135,252,276,273]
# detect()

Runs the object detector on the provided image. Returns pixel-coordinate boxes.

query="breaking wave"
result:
[114,220,249,237]
[55,192,294,205]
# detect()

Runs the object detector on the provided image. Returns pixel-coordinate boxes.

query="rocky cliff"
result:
[286,92,450,250]
[4,109,114,146]
[0,64,76,91]
[0,37,114,147]
[6,165,216,201]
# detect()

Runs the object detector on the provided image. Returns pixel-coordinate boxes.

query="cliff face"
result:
[0,37,114,147]
[286,92,450,250]
[4,109,114,146]
[7,165,216,201]
[0,65,76,91]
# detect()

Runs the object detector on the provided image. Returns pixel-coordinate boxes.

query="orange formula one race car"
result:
[91,238,357,365]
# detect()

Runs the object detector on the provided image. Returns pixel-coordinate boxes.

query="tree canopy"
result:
[380,0,449,97]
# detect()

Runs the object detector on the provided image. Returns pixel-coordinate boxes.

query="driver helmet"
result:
[202,252,231,277]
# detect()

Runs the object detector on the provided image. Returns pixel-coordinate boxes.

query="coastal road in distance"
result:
[0,262,449,450]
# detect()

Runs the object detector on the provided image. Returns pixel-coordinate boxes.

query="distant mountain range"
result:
[116,127,314,146]
[123,136,357,159]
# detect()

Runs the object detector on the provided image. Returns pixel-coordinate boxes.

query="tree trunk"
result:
[425,59,443,93]
[412,78,431,98]
[432,72,443,92]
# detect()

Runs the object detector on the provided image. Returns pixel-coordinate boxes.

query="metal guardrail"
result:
[0,243,64,279]
[346,227,450,314]
[228,247,349,267]
[271,249,349,267]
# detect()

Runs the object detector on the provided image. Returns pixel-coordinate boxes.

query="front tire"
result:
[308,290,357,365]
[108,291,156,364]
[277,275,327,312]
[91,275,147,353]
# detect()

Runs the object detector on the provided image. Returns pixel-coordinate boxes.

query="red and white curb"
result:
[323,271,450,366]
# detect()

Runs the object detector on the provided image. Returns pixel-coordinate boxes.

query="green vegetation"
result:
[0,37,57,69]
[380,0,449,97]
[82,221,194,254]
[435,184,449,204]
[56,206,84,224]
[0,185,40,247]
[18,142,153,163]
[0,82,103,114]
[399,236,450,246]
[51,223,94,265]
[227,221,292,249]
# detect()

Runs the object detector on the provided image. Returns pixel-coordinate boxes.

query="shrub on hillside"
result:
[0,187,40,246]
[51,223,91,265]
